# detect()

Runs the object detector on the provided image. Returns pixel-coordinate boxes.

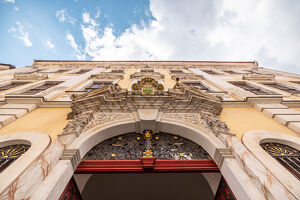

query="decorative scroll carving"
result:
[0,144,30,173]
[83,132,211,160]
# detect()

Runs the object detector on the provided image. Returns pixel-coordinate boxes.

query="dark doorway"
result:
[81,173,214,200]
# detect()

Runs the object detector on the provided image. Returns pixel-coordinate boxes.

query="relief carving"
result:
[60,111,94,136]
[163,112,234,136]
[82,112,133,132]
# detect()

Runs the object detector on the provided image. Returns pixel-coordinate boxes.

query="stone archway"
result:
[32,80,267,200]
[61,130,234,200]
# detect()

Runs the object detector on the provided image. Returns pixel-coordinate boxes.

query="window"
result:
[169,69,184,74]
[261,142,300,180]
[230,81,273,95]
[201,69,219,75]
[185,82,212,92]
[140,69,154,73]
[290,81,300,85]
[85,82,111,92]
[0,144,30,173]
[0,82,29,92]
[20,81,63,95]
[262,82,300,94]
[111,69,124,73]
[73,69,91,74]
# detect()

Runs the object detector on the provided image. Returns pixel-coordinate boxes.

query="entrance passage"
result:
[59,132,237,200]
[81,173,215,200]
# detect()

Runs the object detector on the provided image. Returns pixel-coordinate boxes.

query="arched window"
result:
[0,144,30,173]
[261,142,300,179]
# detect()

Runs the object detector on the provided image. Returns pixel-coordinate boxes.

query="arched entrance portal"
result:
[59,132,236,200]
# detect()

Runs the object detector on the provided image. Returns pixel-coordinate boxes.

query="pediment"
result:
[69,77,222,117]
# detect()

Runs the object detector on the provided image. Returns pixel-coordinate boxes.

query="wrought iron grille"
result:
[83,132,211,160]
[0,144,30,173]
[261,142,300,180]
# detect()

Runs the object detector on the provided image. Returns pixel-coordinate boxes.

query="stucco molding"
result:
[242,130,300,199]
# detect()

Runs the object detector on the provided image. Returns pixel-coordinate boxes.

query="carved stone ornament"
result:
[61,77,232,137]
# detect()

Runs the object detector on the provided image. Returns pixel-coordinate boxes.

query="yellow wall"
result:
[118,68,136,89]
[158,69,176,89]
[220,107,300,140]
[0,108,71,141]
[293,108,300,112]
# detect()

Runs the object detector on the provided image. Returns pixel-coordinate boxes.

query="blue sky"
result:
[1,0,300,73]
[0,0,152,67]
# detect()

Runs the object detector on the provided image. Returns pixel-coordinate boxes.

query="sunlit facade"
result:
[0,60,300,200]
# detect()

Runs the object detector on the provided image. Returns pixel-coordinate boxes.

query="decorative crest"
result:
[131,77,164,95]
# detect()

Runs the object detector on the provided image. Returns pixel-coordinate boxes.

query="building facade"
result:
[0,60,300,200]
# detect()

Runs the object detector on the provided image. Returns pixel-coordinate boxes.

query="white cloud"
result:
[95,7,101,18]
[15,22,32,47]
[76,0,300,73]
[65,33,85,60]
[4,0,15,3]
[45,40,55,49]
[14,7,18,11]
[56,8,76,25]
[8,27,16,33]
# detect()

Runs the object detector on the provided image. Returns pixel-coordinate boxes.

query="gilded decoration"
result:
[83,132,211,160]
[131,77,164,95]
[0,144,30,173]
[261,142,300,179]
